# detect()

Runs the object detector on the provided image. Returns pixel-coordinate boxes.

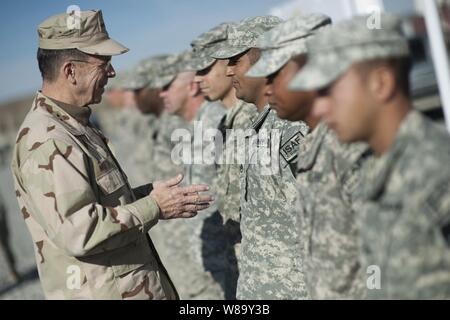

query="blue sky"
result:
[0,0,420,104]
[0,0,284,103]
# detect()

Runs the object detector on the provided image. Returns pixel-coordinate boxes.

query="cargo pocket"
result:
[110,239,165,300]
[97,167,127,195]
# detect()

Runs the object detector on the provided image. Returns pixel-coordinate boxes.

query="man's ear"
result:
[189,80,201,97]
[62,61,77,85]
[368,65,396,103]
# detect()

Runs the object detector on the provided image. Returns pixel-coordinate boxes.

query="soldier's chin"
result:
[91,92,104,105]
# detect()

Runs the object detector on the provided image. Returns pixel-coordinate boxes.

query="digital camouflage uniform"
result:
[291,14,450,299]
[121,53,193,298]
[187,22,259,299]
[213,15,313,299]
[250,14,372,299]
[182,99,227,300]
[296,122,370,299]
[182,41,229,299]
[215,99,257,284]
[119,55,173,184]
[359,111,450,299]
[238,106,310,300]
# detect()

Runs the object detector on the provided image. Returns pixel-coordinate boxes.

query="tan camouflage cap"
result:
[211,16,283,59]
[187,22,235,72]
[122,54,172,90]
[38,10,129,56]
[290,13,410,91]
[246,13,332,78]
[150,50,194,89]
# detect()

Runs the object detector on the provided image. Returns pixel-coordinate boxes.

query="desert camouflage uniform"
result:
[11,92,177,299]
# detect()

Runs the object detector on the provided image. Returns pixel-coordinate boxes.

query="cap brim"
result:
[79,37,129,56]
[247,40,309,78]
[121,77,148,90]
[185,56,216,72]
[211,45,249,59]
[246,50,290,78]
[289,52,351,91]
[148,74,176,89]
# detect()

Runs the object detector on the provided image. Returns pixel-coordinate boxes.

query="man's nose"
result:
[107,63,116,78]
[226,65,235,77]
[194,74,203,84]
[312,97,331,119]
[264,82,273,98]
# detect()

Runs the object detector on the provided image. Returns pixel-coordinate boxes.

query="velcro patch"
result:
[280,132,301,163]
[441,222,450,247]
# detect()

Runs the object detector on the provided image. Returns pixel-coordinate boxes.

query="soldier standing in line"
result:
[290,13,450,299]
[248,14,371,299]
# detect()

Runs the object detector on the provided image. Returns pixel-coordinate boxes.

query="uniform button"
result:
[240,165,243,173]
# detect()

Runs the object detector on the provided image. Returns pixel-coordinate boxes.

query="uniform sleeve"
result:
[384,176,450,298]
[133,184,153,200]
[19,139,160,257]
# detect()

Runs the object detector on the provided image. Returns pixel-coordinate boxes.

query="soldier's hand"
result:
[150,174,213,220]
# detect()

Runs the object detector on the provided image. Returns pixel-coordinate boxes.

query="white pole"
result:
[423,0,450,132]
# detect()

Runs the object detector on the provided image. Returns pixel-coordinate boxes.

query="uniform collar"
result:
[251,105,271,132]
[33,91,89,136]
[224,99,246,128]
[361,110,423,200]
[47,97,92,126]
[296,121,328,172]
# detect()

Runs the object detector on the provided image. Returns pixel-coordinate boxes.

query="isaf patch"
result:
[280,132,301,163]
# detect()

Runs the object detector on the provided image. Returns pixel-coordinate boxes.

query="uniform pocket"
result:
[97,167,126,195]
[110,239,166,300]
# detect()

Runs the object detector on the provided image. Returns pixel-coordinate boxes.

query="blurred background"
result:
[0,0,449,299]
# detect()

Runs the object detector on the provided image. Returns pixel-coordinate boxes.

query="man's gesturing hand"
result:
[150,174,213,220]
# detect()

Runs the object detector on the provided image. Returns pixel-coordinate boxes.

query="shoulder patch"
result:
[280,132,302,163]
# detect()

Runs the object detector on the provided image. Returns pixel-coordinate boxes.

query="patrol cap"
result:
[187,22,235,72]
[120,66,148,91]
[246,13,332,78]
[38,10,129,56]
[122,54,172,90]
[289,13,410,91]
[150,50,194,89]
[211,16,283,59]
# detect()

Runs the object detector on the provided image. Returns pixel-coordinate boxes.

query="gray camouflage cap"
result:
[211,16,283,59]
[121,54,171,90]
[247,13,332,78]
[290,13,410,91]
[187,22,235,71]
[150,50,194,88]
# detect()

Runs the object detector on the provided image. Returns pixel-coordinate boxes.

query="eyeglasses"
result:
[70,59,113,73]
